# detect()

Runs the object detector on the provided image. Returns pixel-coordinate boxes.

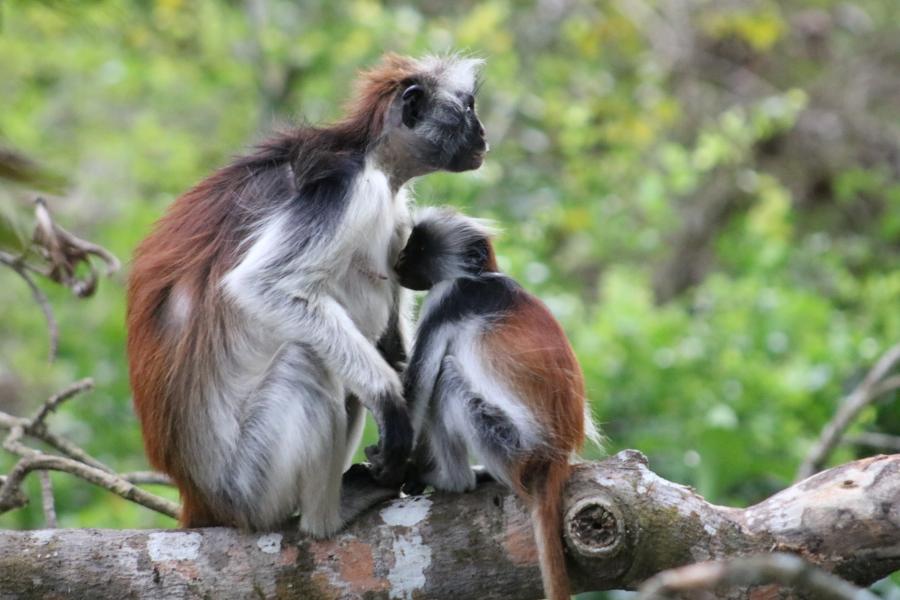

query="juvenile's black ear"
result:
[401,84,425,129]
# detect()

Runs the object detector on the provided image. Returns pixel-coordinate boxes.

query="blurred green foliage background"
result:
[0,0,898,593]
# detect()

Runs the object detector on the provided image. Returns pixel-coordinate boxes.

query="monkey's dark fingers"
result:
[364,444,397,485]
[364,444,382,463]
[402,478,428,496]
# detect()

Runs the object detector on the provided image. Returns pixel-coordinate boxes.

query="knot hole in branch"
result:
[564,497,625,558]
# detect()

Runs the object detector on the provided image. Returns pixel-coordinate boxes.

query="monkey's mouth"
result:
[446,139,488,172]
[470,141,489,164]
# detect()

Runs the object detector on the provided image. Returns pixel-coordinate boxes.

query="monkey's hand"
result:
[365,401,413,487]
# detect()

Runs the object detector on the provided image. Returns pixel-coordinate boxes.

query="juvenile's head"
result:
[395,208,497,291]
[347,54,488,182]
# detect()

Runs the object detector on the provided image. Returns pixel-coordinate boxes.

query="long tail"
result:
[529,460,571,600]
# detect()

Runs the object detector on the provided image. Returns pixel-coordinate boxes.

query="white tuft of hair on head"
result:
[418,53,485,94]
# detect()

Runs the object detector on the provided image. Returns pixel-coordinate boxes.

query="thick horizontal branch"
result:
[0,451,896,599]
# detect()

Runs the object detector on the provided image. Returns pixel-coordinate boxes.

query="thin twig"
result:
[38,470,57,528]
[0,453,178,519]
[797,343,900,480]
[636,553,878,600]
[845,432,900,453]
[0,475,28,511]
[0,250,59,361]
[120,471,175,486]
[0,382,179,520]
[872,374,900,398]
[30,378,94,428]
[0,411,114,473]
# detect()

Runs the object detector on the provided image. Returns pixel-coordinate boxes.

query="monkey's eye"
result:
[465,94,475,111]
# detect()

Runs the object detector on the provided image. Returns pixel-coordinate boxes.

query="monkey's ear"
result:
[401,84,425,128]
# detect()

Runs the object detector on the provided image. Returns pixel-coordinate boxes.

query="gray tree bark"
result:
[0,451,896,599]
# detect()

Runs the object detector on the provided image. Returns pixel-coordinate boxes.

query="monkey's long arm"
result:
[223,210,402,402]
[376,288,408,372]
[290,294,403,401]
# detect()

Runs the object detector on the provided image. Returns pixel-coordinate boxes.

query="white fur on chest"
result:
[332,162,410,341]
[222,160,409,345]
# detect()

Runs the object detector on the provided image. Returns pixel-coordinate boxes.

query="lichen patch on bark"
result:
[257,533,283,554]
[387,531,432,600]
[147,531,202,562]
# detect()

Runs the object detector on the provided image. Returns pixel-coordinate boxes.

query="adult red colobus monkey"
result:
[395,208,597,600]
[127,54,487,536]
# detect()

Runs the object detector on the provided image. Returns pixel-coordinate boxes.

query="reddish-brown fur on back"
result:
[126,55,424,526]
[482,294,585,600]
[484,294,586,455]
[127,156,271,525]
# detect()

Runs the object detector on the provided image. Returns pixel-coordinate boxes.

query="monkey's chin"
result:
[447,151,485,172]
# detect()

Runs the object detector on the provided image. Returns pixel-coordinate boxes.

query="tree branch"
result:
[846,431,900,453]
[37,470,57,528]
[119,471,174,486]
[797,342,900,480]
[1,197,121,361]
[635,553,878,600]
[0,382,178,521]
[0,453,178,519]
[0,250,58,361]
[0,452,895,599]
[29,378,94,429]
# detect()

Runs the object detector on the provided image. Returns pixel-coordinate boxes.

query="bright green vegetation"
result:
[0,3,897,593]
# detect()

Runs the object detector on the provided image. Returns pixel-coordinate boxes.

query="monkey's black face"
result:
[394,257,433,291]
[395,81,487,175]
[443,93,488,172]
[394,226,436,291]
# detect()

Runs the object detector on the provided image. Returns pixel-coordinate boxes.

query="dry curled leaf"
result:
[31,197,120,298]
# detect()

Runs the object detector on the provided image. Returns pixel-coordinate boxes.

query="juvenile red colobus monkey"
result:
[127,54,487,536]
[395,208,596,600]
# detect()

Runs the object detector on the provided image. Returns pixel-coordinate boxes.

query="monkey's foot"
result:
[472,465,496,485]
[340,463,401,524]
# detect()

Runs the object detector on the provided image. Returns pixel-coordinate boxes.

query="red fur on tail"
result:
[528,460,572,600]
